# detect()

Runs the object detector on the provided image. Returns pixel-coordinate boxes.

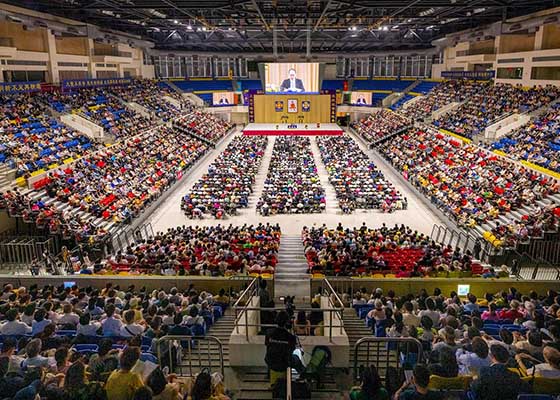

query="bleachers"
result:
[390,94,415,111]
[413,80,441,95]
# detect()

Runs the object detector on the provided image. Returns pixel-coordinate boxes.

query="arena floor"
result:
[146,126,444,236]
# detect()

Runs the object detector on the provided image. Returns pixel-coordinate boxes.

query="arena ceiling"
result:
[9,0,559,52]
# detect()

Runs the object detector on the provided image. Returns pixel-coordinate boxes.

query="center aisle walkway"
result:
[247,136,276,212]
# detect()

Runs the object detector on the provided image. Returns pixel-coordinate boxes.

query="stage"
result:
[242,123,343,136]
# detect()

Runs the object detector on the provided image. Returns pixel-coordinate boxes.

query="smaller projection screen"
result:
[351,92,372,106]
[265,63,320,93]
[212,92,236,106]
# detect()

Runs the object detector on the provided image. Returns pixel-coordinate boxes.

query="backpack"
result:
[303,346,332,384]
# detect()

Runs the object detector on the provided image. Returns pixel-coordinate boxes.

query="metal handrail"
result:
[156,335,224,377]
[323,278,345,309]
[232,276,258,308]
[353,337,423,381]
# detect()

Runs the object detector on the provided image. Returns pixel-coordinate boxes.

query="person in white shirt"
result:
[101,304,123,337]
[31,309,52,336]
[120,309,144,337]
[0,309,31,336]
[456,337,491,375]
[402,302,420,328]
[517,346,560,379]
[57,303,80,327]
[418,298,441,328]
[76,313,101,337]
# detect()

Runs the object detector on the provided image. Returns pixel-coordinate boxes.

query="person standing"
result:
[264,311,297,385]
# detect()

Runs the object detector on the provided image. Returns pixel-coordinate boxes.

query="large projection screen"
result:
[264,63,320,93]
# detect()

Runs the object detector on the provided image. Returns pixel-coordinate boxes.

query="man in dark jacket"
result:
[265,311,296,385]
[471,344,531,400]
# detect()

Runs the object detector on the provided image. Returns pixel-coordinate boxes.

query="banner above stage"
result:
[0,81,41,94]
[62,77,132,90]
[440,70,495,80]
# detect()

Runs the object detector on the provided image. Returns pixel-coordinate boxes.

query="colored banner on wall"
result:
[0,81,41,94]
[440,71,495,80]
[62,77,132,90]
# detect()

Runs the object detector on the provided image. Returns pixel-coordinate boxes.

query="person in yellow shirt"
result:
[105,346,144,400]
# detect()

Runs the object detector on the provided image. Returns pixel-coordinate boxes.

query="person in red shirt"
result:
[498,300,525,322]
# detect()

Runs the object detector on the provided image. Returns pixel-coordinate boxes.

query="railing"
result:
[528,238,560,266]
[112,221,154,253]
[93,49,132,58]
[233,277,344,341]
[156,335,224,377]
[353,337,423,381]
[456,48,496,56]
[501,248,560,280]
[430,224,493,262]
[0,236,55,268]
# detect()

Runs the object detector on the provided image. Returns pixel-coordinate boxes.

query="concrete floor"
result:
[146,127,444,237]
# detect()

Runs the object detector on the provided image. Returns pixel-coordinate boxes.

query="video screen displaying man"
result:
[265,63,319,93]
[280,68,305,93]
[212,92,236,106]
[351,91,372,106]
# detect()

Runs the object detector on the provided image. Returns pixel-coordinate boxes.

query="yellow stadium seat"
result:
[428,375,472,391]
[522,376,560,394]
[372,274,384,278]
[15,177,26,187]
[385,273,396,278]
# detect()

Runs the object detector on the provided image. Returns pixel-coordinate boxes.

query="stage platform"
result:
[242,123,343,136]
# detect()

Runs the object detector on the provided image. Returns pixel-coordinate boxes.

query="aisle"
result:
[310,136,340,213]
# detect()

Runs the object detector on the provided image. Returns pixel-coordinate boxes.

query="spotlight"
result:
[173,19,178,24]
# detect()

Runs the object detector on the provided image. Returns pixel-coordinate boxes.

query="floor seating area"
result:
[257,136,326,215]
[316,135,405,212]
[181,136,268,218]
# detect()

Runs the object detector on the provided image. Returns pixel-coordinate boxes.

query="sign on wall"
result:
[62,77,132,90]
[441,71,495,80]
[0,81,41,94]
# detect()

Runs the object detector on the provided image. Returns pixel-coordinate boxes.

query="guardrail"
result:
[156,335,224,377]
[233,277,344,341]
[353,337,423,381]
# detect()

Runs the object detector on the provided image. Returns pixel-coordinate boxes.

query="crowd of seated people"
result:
[347,286,560,400]
[174,111,233,144]
[257,136,325,215]
[492,103,560,173]
[489,203,560,247]
[40,88,153,139]
[0,189,110,244]
[0,282,233,399]
[398,80,488,122]
[316,135,406,213]
[33,127,208,224]
[110,79,189,122]
[96,224,280,276]
[434,84,560,139]
[0,94,96,177]
[181,136,267,219]
[377,128,559,229]
[302,223,483,277]
[350,110,411,144]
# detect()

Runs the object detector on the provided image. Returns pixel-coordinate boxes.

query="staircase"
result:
[274,235,310,300]
[235,367,343,400]
[343,309,373,370]
[205,310,236,368]
[310,137,340,214]
[0,164,15,191]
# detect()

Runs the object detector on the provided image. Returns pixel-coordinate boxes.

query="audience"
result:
[257,136,326,215]
[182,136,267,218]
[492,102,560,173]
[351,110,411,144]
[377,128,559,229]
[302,223,475,277]
[434,83,559,139]
[175,111,233,144]
[317,135,405,213]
